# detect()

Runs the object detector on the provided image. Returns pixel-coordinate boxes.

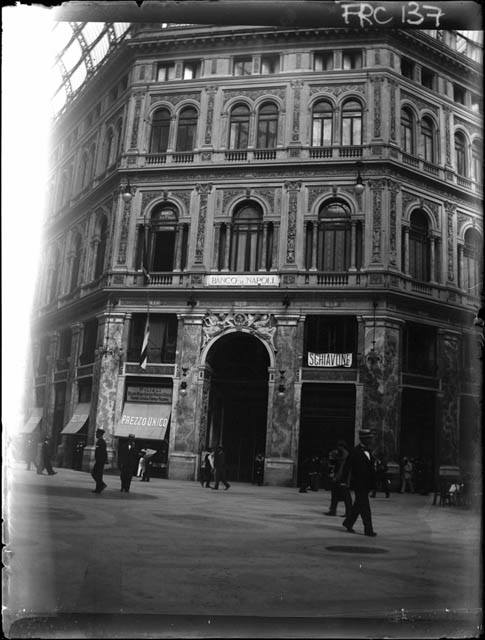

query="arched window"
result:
[409,210,430,282]
[70,234,83,292]
[316,200,351,271]
[176,106,198,152]
[144,204,187,272]
[454,132,467,176]
[401,108,414,154]
[103,128,114,169]
[256,102,278,149]
[150,108,171,153]
[341,99,362,146]
[93,216,108,279]
[229,202,264,271]
[312,100,333,147]
[463,228,482,294]
[229,104,250,150]
[421,117,436,163]
[115,118,123,158]
[471,140,482,183]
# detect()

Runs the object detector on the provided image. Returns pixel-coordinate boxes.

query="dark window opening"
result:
[233,57,252,76]
[261,55,280,74]
[150,108,171,154]
[304,316,357,358]
[342,50,362,70]
[79,319,98,365]
[401,57,414,79]
[421,67,436,90]
[128,314,177,363]
[403,323,437,375]
[314,51,333,71]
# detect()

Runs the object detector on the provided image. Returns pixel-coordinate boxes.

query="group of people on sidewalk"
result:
[24,436,57,476]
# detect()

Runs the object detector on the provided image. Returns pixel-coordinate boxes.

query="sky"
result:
[2,5,54,437]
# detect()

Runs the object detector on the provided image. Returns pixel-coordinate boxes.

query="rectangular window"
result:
[183,60,201,79]
[261,55,280,74]
[342,50,362,70]
[453,85,466,105]
[314,51,333,71]
[128,314,178,363]
[421,67,436,90]
[233,57,252,76]
[157,62,176,82]
[304,316,357,357]
[401,57,414,79]
[471,93,483,114]
[403,323,437,375]
[79,319,98,366]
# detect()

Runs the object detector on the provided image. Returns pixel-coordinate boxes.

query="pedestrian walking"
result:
[73,440,86,471]
[399,457,414,493]
[201,449,214,488]
[118,434,139,492]
[140,450,153,482]
[342,429,378,537]
[253,452,265,486]
[371,454,390,498]
[36,437,57,475]
[324,440,352,518]
[137,450,146,478]
[211,445,230,490]
[25,437,37,471]
[91,428,107,493]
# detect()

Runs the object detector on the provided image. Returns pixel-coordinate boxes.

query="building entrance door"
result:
[298,383,356,486]
[400,388,436,474]
[206,333,269,482]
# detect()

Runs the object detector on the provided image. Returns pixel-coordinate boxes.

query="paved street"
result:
[3,462,482,638]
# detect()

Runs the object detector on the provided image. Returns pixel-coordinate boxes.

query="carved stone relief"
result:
[204,87,217,145]
[130,95,143,149]
[195,183,212,263]
[291,80,302,142]
[445,201,455,281]
[117,199,132,264]
[309,83,365,96]
[284,181,302,263]
[372,77,383,138]
[201,312,276,351]
[223,87,286,105]
[150,92,201,106]
[400,90,438,115]
[370,180,384,263]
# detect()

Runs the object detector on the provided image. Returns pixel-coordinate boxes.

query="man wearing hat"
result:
[118,434,139,493]
[324,440,352,518]
[91,428,108,493]
[342,429,377,536]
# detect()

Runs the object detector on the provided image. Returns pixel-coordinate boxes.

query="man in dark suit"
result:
[342,429,377,537]
[91,428,108,493]
[118,434,139,492]
[211,445,230,490]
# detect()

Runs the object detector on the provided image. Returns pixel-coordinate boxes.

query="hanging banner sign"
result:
[206,274,280,287]
[308,353,353,367]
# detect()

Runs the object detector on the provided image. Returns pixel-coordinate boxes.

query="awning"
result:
[21,407,43,433]
[114,403,171,440]
[60,403,91,435]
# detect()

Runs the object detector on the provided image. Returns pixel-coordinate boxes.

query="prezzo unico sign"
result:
[206,274,280,286]
[308,353,353,367]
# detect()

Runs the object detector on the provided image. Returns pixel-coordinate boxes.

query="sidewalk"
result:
[3,463,482,638]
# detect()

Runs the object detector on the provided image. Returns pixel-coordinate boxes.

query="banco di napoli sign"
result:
[206,274,280,286]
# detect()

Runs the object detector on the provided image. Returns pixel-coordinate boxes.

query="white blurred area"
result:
[2,6,54,445]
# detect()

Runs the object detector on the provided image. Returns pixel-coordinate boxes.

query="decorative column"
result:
[311,222,318,270]
[457,244,464,289]
[43,331,60,441]
[223,222,232,271]
[212,223,222,270]
[403,225,410,276]
[83,311,125,470]
[350,220,357,270]
[266,314,302,486]
[444,201,456,286]
[169,313,206,480]
[173,224,182,272]
[271,221,280,269]
[192,183,213,271]
[429,233,436,283]
[369,179,385,266]
[436,330,460,474]
[283,181,302,269]
[388,179,400,269]
[289,80,303,157]
[259,223,269,271]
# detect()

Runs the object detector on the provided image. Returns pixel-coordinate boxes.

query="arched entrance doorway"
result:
[205,332,270,482]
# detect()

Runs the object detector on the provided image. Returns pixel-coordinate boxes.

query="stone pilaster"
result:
[437,330,460,471]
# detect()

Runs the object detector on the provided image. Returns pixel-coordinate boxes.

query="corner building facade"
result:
[29,25,482,487]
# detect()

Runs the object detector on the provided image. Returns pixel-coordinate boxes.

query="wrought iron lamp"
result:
[180,367,188,395]
[366,301,381,366]
[121,178,135,203]
[277,370,286,395]
[354,161,365,196]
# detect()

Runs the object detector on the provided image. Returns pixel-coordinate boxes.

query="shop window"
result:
[421,117,436,163]
[93,215,108,279]
[453,84,466,105]
[421,67,436,90]
[175,106,198,152]
[316,200,351,271]
[157,62,176,81]
[261,54,280,74]
[401,107,415,154]
[313,51,333,71]
[229,103,250,149]
[233,57,252,76]
[342,50,362,69]
[341,99,362,146]
[462,228,482,294]
[57,328,72,370]
[183,59,201,79]
[454,131,467,176]
[304,316,357,358]
[409,210,430,282]
[79,318,98,366]
[312,100,333,147]
[150,107,171,153]
[128,314,177,363]
[401,57,414,79]
[256,102,278,149]
[403,323,437,375]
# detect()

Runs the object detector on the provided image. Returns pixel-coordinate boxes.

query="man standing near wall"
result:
[91,428,107,494]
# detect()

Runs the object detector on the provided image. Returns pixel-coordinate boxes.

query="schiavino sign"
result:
[308,353,353,367]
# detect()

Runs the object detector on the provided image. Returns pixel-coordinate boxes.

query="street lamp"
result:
[121,178,135,203]
[354,161,364,196]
